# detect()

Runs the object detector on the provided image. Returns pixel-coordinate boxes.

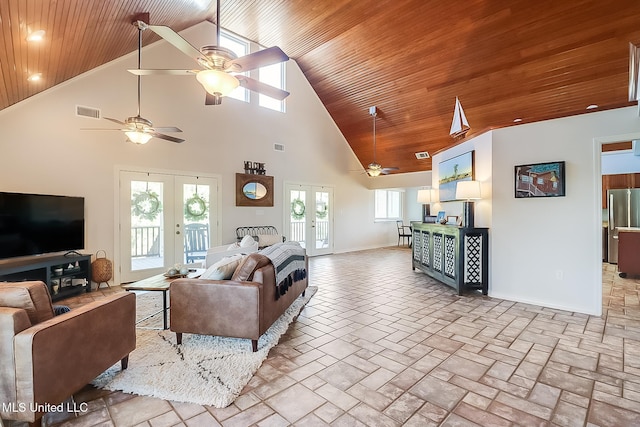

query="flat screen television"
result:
[0,192,85,259]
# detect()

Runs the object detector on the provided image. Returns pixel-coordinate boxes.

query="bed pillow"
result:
[257,234,282,247]
[240,235,256,247]
[200,254,244,280]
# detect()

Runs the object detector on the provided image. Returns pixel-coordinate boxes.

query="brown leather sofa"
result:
[0,281,136,426]
[170,253,308,352]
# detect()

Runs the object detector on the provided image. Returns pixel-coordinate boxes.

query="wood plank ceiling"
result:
[2,0,640,174]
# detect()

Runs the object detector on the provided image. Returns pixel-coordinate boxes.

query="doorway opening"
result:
[117,168,220,284]
[596,133,640,315]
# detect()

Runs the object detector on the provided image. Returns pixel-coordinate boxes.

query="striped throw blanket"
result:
[259,241,307,299]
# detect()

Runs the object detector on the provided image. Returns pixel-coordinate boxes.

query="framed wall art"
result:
[438,151,474,202]
[514,161,565,198]
[235,173,274,207]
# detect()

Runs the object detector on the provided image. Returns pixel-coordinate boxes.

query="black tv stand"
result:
[0,253,92,302]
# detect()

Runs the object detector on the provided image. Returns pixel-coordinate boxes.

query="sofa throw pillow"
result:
[231,253,271,282]
[257,234,282,247]
[0,281,54,325]
[200,254,244,280]
[240,234,256,247]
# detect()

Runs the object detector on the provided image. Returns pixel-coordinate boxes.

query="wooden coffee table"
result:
[122,269,203,329]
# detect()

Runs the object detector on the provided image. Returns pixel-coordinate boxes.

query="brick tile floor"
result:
[3,247,640,426]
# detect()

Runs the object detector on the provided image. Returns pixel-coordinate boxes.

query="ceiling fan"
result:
[365,106,399,177]
[85,20,184,144]
[129,1,290,105]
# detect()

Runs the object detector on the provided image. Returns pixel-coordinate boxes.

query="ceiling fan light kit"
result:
[196,69,239,103]
[125,131,153,144]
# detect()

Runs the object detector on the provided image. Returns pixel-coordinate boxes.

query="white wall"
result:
[490,107,640,315]
[431,132,493,228]
[0,22,429,277]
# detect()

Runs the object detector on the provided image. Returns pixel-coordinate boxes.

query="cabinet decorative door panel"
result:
[464,234,485,284]
[433,233,443,274]
[412,230,422,262]
[444,234,457,279]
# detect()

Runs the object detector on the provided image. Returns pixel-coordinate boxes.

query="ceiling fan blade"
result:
[380,167,400,175]
[228,46,289,72]
[236,75,290,100]
[104,117,126,126]
[147,131,185,143]
[153,126,183,133]
[146,24,203,64]
[128,69,197,76]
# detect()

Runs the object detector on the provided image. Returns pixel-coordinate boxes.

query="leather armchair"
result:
[0,281,136,425]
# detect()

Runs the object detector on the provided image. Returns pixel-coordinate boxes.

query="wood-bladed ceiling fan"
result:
[365,107,398,177]
[84,20,184,144]
[128,0,290,105]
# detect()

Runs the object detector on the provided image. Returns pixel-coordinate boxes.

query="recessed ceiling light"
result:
[513,118,523,123]
[586,104,598,109]
[26,30,45,42]
[27,73,42,82]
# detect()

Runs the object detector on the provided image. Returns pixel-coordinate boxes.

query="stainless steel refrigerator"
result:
[608,189,640,263]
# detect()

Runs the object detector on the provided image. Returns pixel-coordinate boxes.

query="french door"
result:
[119,171,219,283]
[284,183,334,256]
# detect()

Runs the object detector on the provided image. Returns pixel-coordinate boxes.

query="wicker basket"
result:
[91,250,113,289]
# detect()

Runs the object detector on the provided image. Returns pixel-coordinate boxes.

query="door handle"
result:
[609,193,614,231]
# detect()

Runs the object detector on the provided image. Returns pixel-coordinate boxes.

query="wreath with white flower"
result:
[291,198,306,220]
[316,202,328,219]
[131,190,162,221]
[184,194,208,221]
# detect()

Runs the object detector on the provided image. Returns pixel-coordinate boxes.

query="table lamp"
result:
[417,188,436,222]
[455,180,481,227]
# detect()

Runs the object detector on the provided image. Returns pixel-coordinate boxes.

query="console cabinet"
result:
[0,254,92,302]
[411,222,488,295]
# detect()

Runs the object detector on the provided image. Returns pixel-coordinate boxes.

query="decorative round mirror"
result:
[243,182,268,200]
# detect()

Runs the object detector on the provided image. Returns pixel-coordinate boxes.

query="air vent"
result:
[75,105,101,119]
[274,143,285,152]
[415,151,430,159]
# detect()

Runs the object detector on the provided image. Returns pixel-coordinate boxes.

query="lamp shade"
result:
[196,70,239,97]
[125,131,153,145]
[456,180,481,200]
[417,189,432,204]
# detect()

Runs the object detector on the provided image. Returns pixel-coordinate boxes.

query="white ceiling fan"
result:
[129,1,290,105]
[365,106,399,177]
[84,20,184,144]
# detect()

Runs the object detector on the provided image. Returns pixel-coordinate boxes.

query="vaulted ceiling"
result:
[2,0,640,174]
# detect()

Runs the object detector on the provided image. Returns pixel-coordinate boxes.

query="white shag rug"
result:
[93,286,316,408]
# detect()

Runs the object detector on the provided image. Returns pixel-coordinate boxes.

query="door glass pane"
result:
[315,191,329,249]
[182,183,211,264]
[130,181,164,271]
[289,190,306,248]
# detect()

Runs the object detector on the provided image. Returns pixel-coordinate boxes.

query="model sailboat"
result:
[449,97,470,138]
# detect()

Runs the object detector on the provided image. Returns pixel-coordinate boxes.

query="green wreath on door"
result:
[291,198,305,220]
[131,190,162,221]
[184,194,208,222]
